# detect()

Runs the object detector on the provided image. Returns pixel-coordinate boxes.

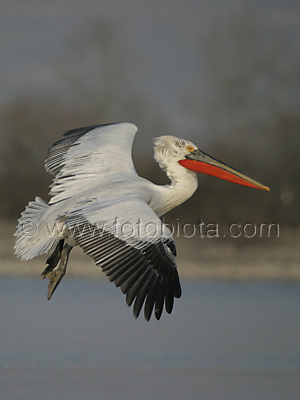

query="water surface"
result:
[1,278,300,399]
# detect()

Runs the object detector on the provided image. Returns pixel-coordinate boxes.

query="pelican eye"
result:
[186,145,194,152]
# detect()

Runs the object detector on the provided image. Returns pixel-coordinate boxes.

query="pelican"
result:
[14,123,269,320]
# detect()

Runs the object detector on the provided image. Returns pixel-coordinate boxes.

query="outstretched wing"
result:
[45,123,138,204]
[65,197,182,321]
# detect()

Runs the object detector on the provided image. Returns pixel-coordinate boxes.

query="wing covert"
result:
[46,123,138,203]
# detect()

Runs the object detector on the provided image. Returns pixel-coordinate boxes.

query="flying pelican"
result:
[14,123,269,320]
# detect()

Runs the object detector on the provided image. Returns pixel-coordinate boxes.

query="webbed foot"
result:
[41,242,73,300]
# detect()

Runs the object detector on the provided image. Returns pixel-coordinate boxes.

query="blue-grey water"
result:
[1,278,300,400]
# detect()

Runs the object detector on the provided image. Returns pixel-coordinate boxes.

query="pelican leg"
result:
[41,240,64,279]
[43,243,73,300]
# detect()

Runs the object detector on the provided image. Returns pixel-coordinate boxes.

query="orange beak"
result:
[179,149,270,191]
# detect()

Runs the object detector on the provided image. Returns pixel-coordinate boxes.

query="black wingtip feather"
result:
[144,286,159,321]
[133,291,146,319]
[120,264,149,294]
[165,280,175,314]
[154,283,166,320]
[125,268,153,307]
[131,273,161,318]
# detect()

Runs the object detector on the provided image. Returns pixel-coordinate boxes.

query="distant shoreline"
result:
[2,221,300,280]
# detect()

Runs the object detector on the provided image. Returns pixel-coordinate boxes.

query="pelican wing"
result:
[45,123,138,203]
[65,197,182,321]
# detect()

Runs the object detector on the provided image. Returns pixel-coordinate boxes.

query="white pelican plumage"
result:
[14,123,269,320]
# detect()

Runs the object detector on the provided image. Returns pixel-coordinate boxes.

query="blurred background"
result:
[1,0,300,277]
[1,0,299,227]
[1,1,300,399]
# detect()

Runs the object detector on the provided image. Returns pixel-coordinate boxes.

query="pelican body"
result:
[14,123,269,320]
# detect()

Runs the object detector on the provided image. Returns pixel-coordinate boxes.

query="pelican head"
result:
[153,136,197,168]
[153,135,269,191]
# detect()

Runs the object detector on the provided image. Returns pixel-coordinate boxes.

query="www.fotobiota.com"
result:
[21,217,279,240]
[67,217,280,239]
